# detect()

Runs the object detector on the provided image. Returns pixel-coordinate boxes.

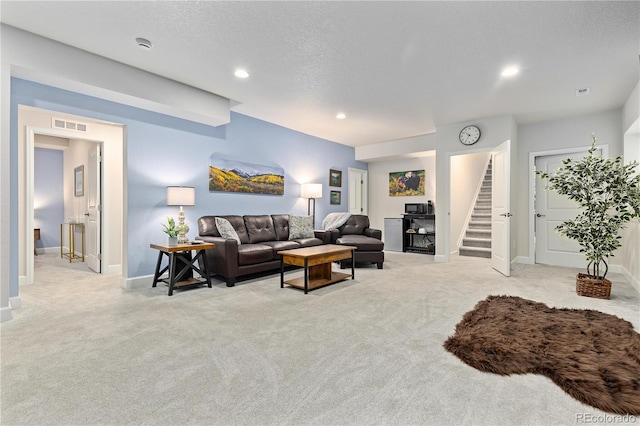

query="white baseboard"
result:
[106,264,122,275]
[123,274,154,290]
[514,256,534,264]
[9,296,22,309]
[622,265,640,295]
[0,305,13,323]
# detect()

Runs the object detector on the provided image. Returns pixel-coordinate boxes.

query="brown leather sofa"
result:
[316,214,384,269]
[197,214,324,287]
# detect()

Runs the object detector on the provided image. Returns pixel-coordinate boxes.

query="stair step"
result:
[459,246,491,258]
[466,229,492,238]
[463,238,492,248]
[476,200,491,206]
[468,222,491,230]
[471,214,491,220]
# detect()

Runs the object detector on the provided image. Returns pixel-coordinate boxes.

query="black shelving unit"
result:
[402,214,436,254]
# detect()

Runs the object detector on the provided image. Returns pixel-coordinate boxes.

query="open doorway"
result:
[34,136,102,273]
[19,105,124,288]
[447,140,512,276]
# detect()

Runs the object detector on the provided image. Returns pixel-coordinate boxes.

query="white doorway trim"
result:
[527,145,609,266]
[25,126,106,285]
[444,144,499,263]
[348,167,368,215]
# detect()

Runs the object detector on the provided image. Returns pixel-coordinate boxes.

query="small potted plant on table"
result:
[537,135,640,299]
[162,216,187,245]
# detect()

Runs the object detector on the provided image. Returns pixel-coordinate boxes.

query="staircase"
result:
[459,160,492,258]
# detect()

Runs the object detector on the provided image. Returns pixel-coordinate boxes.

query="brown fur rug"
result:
[443,295,640,415]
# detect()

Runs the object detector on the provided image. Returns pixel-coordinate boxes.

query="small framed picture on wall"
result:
[74,165,84,197]
[330,190,341,205]
[329,169,342,187]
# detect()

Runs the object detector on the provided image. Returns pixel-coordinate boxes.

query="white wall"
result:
[516,109,623,264]
[435,115,516,261]
[367,154,436,235]
[450,152,491,253]
[621,80,640,293]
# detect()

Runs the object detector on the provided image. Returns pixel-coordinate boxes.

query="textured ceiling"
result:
[1,1,639,147]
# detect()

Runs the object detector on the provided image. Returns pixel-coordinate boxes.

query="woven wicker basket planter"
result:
[576,273,612,300]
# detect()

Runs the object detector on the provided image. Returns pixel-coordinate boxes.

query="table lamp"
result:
[167,186,195,244]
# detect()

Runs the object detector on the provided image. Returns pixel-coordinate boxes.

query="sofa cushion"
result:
[244,215,277,244]
[289,215,314,239]
[271,214,290,241]
[237,244,274,266]
[262,240,300,252]
[215,217,241,245]
[339,215,370,235]
[336,235,384,251]
[294,237,325,248]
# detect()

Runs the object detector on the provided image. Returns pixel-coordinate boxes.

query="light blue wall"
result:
[34,148,64,250]
[11,78,367,289]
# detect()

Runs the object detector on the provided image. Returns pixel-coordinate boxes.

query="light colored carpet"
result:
[1,252,639,425]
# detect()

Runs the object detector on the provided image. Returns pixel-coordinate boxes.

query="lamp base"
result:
[177,208,189,244]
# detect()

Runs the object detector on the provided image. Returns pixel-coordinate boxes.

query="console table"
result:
[60,223,85,262]
[150,242,215,296]
[34,228,40,255]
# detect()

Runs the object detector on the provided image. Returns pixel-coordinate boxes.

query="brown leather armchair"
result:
[317,215,384,269]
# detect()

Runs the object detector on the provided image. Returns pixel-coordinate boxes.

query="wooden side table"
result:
[60,223,85,262]
[150,242,215,296]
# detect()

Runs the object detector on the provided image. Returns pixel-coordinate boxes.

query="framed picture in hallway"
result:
[330,190,341,205]
[74,165,84,197]
[329,169,342,187]
[389,170,425,196]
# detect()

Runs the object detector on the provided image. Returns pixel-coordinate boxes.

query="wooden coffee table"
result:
[278,244,357,294]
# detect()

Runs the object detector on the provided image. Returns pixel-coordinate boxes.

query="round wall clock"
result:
[459,125,481,145]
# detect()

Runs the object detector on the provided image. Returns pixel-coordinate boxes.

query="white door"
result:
[534,150,598,268]
[491,140,511,276]
[348,168,368,215]
[86,144,101,273]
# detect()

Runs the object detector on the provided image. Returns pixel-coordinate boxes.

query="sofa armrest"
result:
[328,229,341,243]
[197,236,239,278]
[364,228,382,240]
[313,230,332,244]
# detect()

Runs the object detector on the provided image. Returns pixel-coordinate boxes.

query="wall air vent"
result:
[52,117,88,133]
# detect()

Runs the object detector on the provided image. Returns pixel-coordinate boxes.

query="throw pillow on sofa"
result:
[288,215,314,239]
[215,217,241,245]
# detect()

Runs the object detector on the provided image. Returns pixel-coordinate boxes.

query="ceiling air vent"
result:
[52,117,88,133]
[575,88,591,97]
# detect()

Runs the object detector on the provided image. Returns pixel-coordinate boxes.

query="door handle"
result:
[536,213,545,217]
[499,213,513,217]
[84,213,90,216]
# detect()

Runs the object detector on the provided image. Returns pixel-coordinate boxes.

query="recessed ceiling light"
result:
[135,37,152,50]
[336,113,346,119]
[234,69,250,79]
[501,66,519,77]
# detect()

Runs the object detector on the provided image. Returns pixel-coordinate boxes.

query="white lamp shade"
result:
[301,183,322,199]
[167,186,195,206]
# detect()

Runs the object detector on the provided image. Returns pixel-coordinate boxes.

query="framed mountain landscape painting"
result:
[209,156,284,195]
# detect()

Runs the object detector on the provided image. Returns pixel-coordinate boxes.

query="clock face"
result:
[459,125,481,145]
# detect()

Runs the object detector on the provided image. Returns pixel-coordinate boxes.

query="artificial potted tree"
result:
[537,135,640,299]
